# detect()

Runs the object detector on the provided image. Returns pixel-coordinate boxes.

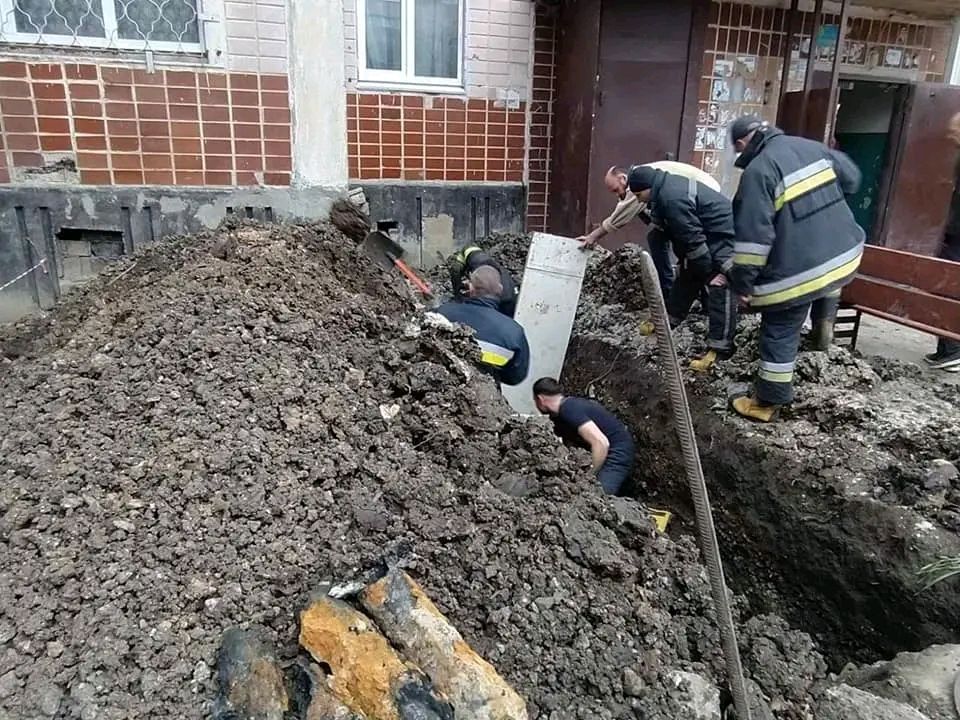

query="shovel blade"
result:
[361,231,405,271]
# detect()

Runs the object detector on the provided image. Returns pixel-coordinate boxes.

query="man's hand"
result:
[708,273,728,288]
[738,294,751,308]
[576,229,603,250]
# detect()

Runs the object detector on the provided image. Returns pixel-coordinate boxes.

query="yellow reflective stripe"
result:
[774,168,837,210]
[734,254,767,266]
[758,369,793,383]
[480,350,510,367]
[750,254,862,307]
[455,246,481,263]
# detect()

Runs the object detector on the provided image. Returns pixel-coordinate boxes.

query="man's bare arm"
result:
[577,421,610,471]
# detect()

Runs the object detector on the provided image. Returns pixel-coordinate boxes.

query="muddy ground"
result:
[0,222,836,720]
[478,234,960,668]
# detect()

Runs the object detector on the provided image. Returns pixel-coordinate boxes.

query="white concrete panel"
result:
[501,233,588,415]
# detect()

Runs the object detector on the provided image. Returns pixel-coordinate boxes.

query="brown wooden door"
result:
[777,86,833,141]
[546,0,602,238]
[586,0,699,245]
[874,82,960,256]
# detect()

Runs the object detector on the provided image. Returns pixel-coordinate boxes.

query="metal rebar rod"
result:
[637,250,752,720]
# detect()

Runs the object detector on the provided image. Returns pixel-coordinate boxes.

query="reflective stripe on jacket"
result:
[732,128,865,311]
[434,296,530,385]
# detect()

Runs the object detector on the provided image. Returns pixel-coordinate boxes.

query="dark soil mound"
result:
[0,222,824,719]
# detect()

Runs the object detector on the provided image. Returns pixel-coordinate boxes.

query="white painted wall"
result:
[224,0,289,74]
[342,0,534,100]
[288,0,349,187]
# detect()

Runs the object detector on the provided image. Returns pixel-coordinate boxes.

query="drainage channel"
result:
[563,334,960,670]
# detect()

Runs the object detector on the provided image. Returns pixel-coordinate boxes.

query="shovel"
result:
[361,231,433,298]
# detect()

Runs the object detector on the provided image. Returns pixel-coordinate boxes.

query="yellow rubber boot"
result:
[639,320,655,336]
[689,350,718,372]
[731,396,780,423]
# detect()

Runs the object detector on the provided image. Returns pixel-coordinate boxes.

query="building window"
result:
[358,0,463,89]
[0,0,202,53]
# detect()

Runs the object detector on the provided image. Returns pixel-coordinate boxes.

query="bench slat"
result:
[858,245,960,300]
[843,275,960,341]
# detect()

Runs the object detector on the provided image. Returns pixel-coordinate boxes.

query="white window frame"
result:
[356,0,464,92]
[0,0,204,54]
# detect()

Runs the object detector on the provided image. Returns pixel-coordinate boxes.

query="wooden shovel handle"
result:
[392,257,433,297]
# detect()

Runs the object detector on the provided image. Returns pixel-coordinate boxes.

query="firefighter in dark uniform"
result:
[729,116,864,422]
[447,246,519,317]
[434,265,530,386]
[626,164,738,371]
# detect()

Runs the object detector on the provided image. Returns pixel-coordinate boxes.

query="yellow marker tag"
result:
[649,508,673,533]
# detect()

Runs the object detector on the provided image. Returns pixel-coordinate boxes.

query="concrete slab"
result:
[501,233,588,415]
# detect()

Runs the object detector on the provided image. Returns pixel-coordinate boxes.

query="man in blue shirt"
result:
[434,266,530,386]
[533,377,635,495]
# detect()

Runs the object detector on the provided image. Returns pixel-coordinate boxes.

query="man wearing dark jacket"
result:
[627,165,738,371]
[434,265,530,386]
[447,246,518,317]
[729,116,864,422]
[925,112,960,372]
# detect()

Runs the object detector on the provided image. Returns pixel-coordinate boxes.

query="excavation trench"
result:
[562,333,960,670]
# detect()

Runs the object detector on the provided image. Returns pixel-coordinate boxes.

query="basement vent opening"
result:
[56,227,125,289]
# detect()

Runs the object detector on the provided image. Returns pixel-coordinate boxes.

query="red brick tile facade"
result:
[526,4,558,233]
[0,62,292,186]
[346,93,526,182]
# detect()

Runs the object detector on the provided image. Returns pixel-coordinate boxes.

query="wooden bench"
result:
[836,245,960,350]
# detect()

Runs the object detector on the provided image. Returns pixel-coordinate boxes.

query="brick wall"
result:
[0,62,291,186]
[693,0,951,180]
[343,0,535,184]
[346,94,525,181]
[525,4,556,232]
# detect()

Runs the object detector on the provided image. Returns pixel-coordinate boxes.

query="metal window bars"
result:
[0,0,202,54]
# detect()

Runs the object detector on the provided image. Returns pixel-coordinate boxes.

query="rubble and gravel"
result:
[0,222,831,720]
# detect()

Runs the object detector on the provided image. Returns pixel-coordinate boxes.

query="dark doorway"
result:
[834,80,902,243]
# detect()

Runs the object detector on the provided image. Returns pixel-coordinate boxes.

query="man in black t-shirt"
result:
[532,377,635,495]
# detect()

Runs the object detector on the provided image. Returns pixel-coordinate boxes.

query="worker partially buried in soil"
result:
[434,266,530,386]
[446,244,519,317]
[533,377,635,495]
[626,164,739,372]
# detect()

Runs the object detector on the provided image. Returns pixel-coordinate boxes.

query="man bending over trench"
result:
[533,378,635,495]
[434,266,530,386]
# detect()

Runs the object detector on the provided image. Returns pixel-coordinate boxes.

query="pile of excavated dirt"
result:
[0,222,827,720]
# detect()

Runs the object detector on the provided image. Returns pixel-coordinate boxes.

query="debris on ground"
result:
[329,198,372,243]
[0,221,831,719]
[817,684,933,720]
[836,644,960,720]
